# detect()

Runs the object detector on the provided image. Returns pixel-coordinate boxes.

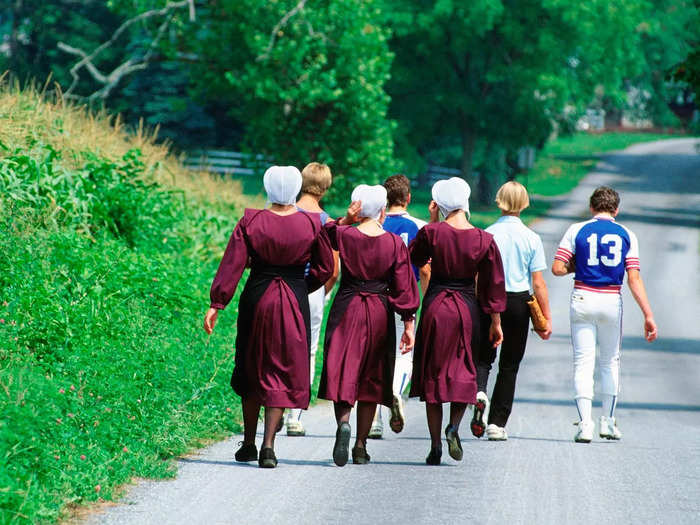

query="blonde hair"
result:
[300,162,332,197]
[495,181,530,213]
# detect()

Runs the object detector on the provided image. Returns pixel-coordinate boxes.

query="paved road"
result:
[87,139,700,525]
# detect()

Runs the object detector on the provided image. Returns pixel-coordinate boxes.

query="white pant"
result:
[308,286,326,385]
[570,289,622,400]
[393,313,412,397]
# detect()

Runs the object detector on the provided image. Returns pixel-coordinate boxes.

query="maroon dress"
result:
[318,222,420,407]
[408,223,506,404]
[210,209,334,408]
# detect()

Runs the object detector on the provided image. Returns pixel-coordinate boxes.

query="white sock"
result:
[576,398,592,422]
[601,394,617,419]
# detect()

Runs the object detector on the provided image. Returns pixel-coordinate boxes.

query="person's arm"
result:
[324,250,340,294]
[552,224,576,276]
[627,269,658,341]
[531,271,552,339]
[419,263,431,297]
[551,259,572,276]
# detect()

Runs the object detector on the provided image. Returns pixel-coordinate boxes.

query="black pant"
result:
[476,291,531,427]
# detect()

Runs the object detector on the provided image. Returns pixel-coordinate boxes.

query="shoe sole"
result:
[333,423,351,467]
[445,429,463,461]
[487,434,507,441]
[389,395,405,433]
[367,431,383,440]
[470,400,486,438]
[286,429,306,437]
[259,459,277,468]
[574,435,592,443]
[599,434,621,440]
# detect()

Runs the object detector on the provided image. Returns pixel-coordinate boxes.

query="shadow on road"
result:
[514,397,700,412]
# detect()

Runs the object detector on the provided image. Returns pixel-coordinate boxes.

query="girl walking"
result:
[409,177,506,465]
[203,166,334,468]
[319,184,420,466]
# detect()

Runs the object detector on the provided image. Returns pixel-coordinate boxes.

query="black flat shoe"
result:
[234,441,258,462]
[352,446,371,465]
[333,422,351,467]
[258,447,277,468]
[426,446,442,465]
[445,424,463,461]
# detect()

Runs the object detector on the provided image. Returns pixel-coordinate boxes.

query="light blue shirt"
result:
[486,215,547,292]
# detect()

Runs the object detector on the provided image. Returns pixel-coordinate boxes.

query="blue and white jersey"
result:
[384,211,427,280]
[555,215,640,293]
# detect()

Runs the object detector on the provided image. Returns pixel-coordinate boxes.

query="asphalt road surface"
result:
[87,138,700,525]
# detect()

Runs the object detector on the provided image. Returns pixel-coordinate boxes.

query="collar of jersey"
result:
[594,214,615,221]
[386,211,408,216]
[497,215,523,223]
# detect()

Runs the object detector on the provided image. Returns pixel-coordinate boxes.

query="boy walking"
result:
[552,186,657,442]
[369,175,430,438]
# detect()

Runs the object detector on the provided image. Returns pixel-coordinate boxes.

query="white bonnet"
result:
[350,184,387,221]
[431,177,471,218]
[263,165,302,205]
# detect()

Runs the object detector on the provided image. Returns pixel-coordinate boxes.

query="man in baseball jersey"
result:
[368,174,430,438]
[552,186,657,443]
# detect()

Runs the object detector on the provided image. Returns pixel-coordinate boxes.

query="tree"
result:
[382,0,651,201]
[182,0,397,197]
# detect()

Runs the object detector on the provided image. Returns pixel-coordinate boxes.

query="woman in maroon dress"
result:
[319,184,420,466]
[203,166,334,468]
[409,177,506,465]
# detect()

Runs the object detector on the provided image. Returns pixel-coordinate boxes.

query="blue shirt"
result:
[486,215,547,292]
[384,211,426,280]
[555,215,640,288]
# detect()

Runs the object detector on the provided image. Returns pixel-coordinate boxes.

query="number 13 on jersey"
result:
[586,233,623,267]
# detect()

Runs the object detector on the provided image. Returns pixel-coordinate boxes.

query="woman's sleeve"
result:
[389,238,420,321]
[409,226,431,267]
[209,220,249,310]
[323,219,342,251]
[477,236,507,314]
[306,227,335,293]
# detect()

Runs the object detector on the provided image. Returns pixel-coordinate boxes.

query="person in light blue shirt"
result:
[472,181,552,441]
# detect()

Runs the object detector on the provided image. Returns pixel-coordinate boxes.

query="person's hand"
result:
[489,321,503,348]
[400,319,415,353]
[644,316,658,342]
[204,307,219,335]
[428,200,440,223]
[535,319,552,340]
[343,201,362,225]
[565,258,576,274]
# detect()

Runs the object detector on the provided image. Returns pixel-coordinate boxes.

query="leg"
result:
[597,295,623,416]
[242,397,261,444]
[571,292,596,442]
[334,401,352,424]
[475,309,497,394]
[262,407,284,449]
[425,402,443,447]
[449,402,468,429]
[488,294,530,427]
[332,401,353,466]
[355,401,376,449]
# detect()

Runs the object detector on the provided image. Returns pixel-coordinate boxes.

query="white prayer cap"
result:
[263,165,302,205]
[432,177,471,218]
[351,184,387,221]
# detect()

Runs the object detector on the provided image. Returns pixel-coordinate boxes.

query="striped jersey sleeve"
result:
[555,223,578,263]
[624,226,640,271]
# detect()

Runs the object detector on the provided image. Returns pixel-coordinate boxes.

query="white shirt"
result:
[486,215,547,292]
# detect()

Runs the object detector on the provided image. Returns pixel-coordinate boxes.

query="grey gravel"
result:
[87,138,700,525]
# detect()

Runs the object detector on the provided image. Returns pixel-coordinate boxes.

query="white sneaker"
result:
[486,423,507,441]
[470,391,489,438]
[574,419,594,443]
[368,418,383,439]
[286,419,305,437]
[599,416,622,440]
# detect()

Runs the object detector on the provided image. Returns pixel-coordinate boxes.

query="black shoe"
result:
[234,441,258,462]
[333,422,351,467]
[426,446,442,465]
[258,447,277,468]
[470,399,487,438]
[352,446,371,465]
[445,424,463,461]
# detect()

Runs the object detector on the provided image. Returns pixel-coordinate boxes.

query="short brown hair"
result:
[301,162,332,197]
[495,181,530,213]
[589,186,620,213]
[384,174,411,207]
